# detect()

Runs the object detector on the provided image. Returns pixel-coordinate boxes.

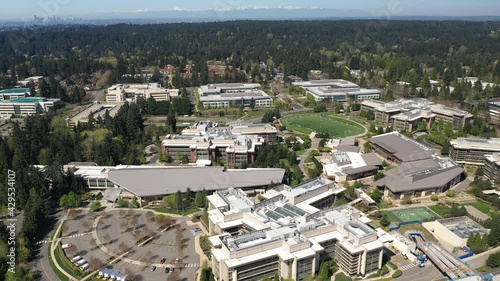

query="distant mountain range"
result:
[0,7,499,27]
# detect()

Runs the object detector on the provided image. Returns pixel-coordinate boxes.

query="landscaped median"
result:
[53,243,87,279]
[47,246,70,281]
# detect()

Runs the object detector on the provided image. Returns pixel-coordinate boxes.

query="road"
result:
[30,210,65,281]
[90,89,106,103]
[464,246,500,268]
[397,264,444,281]
[415,133,442,154]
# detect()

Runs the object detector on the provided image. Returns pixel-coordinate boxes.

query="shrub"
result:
[446,189,456,197]
[392,270,403,278]
[430,194,439,201]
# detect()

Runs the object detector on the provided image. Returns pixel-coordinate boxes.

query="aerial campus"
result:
[1,9,500,281]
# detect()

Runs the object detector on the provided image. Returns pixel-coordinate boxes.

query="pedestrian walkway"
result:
[184,263,200,268]
[400,263,417,271]
[62,232,91,239]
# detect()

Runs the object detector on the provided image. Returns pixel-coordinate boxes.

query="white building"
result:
[0,97,61,116]
[292,79,381,102]
[198,83,273,108]
[208,179,387,281]
[0,88,30,101]
[106,84,179,103]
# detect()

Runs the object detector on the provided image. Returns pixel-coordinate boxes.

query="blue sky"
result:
[1,0,499,19]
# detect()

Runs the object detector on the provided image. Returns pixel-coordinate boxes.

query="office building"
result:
[66,103,121,128]
[449,137,500,165]
[0,97,61,116]
[373,156,463,199]
[484,154,500,181]
[198,83,273,108]
[162,122,277,165]
[488,102,500,126]
[323,152,382,182]
[368,132,434,164]
[293,79,381,102]
[208,179,385,281]
[36,164,285,205]
[106,84,179,103]
[0,88,30,101]
[361,98,472,130]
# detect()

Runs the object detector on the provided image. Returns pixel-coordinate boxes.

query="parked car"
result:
[150,265,156,272]
[62,243,72,249]
[175,258,179,263]
[160,257,166,264]
[164,267,170,273]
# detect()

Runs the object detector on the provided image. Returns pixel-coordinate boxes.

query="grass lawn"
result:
[396,224,438,242]
[476,265,493,273]
[428,205,451,217]
[48,246,70,281]
[54,244,85,279]
[462,201,494,215]
[281,114,366,137]
[151,208,199,216]
[381,211,401,223]
[295,149,306,156]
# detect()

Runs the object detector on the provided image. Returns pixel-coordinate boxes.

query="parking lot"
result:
[61,209,200,281]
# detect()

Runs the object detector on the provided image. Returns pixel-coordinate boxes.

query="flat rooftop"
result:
[369,131,434,162]
[450,138,500,151]
[108,166,285,197]
[292,79,359,88]
[373,156,463,193]
[68,103,121,124]
[0,88,30,94]
[437,216,489,239]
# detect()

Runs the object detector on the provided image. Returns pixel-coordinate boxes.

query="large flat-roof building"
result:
[108,166,285,204]
[373,157,463,199]
[208,179,385,281]
[36,164,285,206]
[323,151,382,182]
[162,122,277,165]
[449,137,500,166]
[198,83,273,108]
[361,98,472,130]
[0,97,61,116]
[368,132,434,164]
[66,103,122,128]
[293,79,380,102]
[106,84,179,103]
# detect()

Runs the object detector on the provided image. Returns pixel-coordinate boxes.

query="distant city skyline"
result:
[1,0,500,20]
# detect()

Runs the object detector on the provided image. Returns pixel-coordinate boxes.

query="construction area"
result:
[409,233,478,280]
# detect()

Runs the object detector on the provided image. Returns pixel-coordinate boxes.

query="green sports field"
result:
[281,114,366,137]
[388,207,438,223]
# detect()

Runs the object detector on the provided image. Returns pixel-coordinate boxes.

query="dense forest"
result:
[1,21,500,91]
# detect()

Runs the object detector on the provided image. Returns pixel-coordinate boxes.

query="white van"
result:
[80,263,89,270]
[76,259,86,266]
[61,244,72,249]
[71,256,81,262]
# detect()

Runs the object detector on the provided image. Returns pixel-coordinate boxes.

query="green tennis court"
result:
[389,207,438,222]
